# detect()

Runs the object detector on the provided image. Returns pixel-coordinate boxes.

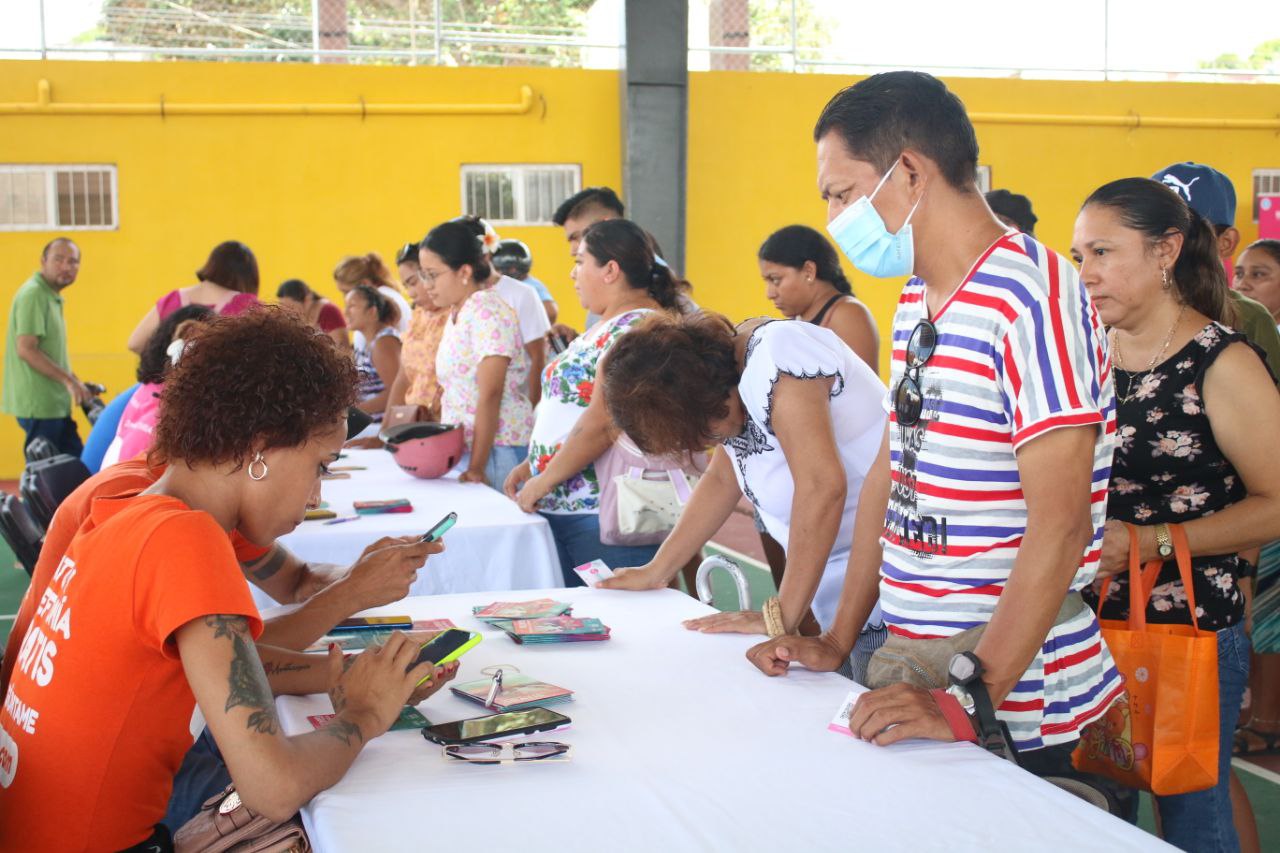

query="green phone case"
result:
[416,631,482,686]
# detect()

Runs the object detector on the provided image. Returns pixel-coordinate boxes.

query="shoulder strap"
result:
[809,293,846,327]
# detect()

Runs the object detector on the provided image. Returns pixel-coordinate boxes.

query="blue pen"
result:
[322,515,361,526]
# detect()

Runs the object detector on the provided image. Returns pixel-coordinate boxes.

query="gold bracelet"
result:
[763,596,785,638]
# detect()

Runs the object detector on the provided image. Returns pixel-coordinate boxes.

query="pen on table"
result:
[484,668,503,709]
[323,515,361,526]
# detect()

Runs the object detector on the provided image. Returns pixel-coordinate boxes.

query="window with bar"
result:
[461,164,581,226]
[1252,169,1280,222]
[0,165,118,231]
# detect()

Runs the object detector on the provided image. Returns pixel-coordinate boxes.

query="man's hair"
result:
[41,237,78,260]
[813,71,980,192]
[552,186,625,226]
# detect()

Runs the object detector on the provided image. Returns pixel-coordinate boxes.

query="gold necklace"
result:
[1112,303,1185,405]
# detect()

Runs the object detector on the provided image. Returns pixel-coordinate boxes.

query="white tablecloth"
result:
[274,588,1167,852]
[258,448,560,607]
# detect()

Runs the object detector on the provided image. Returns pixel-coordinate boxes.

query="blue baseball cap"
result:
[1151,162,1237,228]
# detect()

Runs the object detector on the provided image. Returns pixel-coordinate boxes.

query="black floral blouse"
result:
[1087,323,1260,630]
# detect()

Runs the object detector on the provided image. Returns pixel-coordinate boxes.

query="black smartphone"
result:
[548,333,570,354]
[421,707,572,745]
[420,511,458,543]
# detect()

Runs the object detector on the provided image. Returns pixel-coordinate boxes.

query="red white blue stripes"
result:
[880,233,1122,750]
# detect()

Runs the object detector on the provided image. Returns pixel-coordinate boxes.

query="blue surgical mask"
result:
[826,160,923,279]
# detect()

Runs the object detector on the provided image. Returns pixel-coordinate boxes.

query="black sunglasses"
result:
[893,320,938,427]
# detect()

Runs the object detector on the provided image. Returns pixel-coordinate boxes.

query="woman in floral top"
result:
[1072,178,1280,851]
[388,244,449,419]
[504,219,686,583]
[419,220,532,488]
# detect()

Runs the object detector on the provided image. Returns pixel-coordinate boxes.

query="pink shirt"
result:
[156,290,257,320]
[112,382,164,462]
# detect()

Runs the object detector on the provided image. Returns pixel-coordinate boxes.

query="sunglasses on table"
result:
[442,741,572,765]
[893,319,938,428]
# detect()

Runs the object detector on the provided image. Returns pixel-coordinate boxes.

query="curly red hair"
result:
[152,307,357,467]
[602,311,740,455]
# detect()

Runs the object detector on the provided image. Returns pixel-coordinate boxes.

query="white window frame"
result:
[975,165,992,194]
[1252,168,1280,223]
[460,164,582,226]
[0,164,119,232]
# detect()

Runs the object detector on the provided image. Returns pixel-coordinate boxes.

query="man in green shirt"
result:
[1152,162,1280,384]
[2,237,90,455]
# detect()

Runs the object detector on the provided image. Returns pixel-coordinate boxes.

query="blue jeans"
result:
[458,445,528,493]
[16,416,82,457]
[163,729,230,833]
[1156,620,1251,853]
[541,512,661,586]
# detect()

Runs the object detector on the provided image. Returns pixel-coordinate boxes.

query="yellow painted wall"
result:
[1,60,1277,477]
[0,60,622,476]
[687,72,1279,377]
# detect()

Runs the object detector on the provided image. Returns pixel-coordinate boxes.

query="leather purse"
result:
[174,785,310,853]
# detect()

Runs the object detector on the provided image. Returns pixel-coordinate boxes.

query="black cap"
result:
[985,189,1038,235]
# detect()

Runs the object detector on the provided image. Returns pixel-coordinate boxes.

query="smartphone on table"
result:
[331,615,413,632]
[421,512,458,543]
[422,707,571,745]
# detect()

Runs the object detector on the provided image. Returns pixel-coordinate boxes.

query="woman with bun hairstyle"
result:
[127,240,260,354]
[419,220,533,488]
[332,252,411,347]
[758,224,879,372]
[504,218,688,581]
[1074,177,1280,851]
[277,278,349,349]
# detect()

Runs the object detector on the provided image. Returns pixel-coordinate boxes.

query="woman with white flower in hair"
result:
[418,219,533,488]
[451,216,551,408]
[1072,177,1280,850]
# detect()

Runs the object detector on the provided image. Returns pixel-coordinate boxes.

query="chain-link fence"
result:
[4,0,1278,82]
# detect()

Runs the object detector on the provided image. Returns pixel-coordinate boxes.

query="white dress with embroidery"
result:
[724,320,887,630]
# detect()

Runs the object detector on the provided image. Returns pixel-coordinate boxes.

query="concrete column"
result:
[623,0,688,274]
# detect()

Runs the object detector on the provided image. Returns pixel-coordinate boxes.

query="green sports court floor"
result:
[2,538,1277,843]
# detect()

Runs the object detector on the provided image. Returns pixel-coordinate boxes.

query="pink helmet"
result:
[382,422,466,479]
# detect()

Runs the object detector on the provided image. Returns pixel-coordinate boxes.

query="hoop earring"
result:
[1161,267,1171,290]
[248,452,268,481]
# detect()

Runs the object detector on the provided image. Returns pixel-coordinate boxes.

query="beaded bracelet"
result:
[763,596,785,638]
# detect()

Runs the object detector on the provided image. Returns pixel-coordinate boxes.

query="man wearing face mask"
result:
[747,72,1124,780]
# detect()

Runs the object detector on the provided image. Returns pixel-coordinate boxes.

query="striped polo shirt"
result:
[880,232,1123,750]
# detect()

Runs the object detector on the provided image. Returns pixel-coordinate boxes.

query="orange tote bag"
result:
[1074,524,1219,795]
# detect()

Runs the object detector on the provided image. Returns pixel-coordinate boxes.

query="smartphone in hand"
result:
[421,512,458,543]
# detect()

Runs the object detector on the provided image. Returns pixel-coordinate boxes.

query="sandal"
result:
[1232,725,1280,757]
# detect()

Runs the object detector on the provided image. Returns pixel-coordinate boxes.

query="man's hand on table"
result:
[846,683,956,746]
[746,633,848,677]
[337,536,445,611]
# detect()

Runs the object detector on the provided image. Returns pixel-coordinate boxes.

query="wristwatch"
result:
[1154,523,1174,559]
[947,652,1019,763]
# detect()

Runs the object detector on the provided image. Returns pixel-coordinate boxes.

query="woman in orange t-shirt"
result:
[0,310,436,852]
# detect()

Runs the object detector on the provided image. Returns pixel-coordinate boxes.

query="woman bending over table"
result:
[597,312,887,648]
[277,277,349,349]
[419,219,533,488]
[503,218,687,582]
[0,309,436,851]
[345,284,402,422]
[1074,178,1280,852]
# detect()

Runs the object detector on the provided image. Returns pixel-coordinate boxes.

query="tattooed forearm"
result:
[244,546,288,582]
[214,617,281,736]
[261,660,311,677]
[320,718,364,747]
